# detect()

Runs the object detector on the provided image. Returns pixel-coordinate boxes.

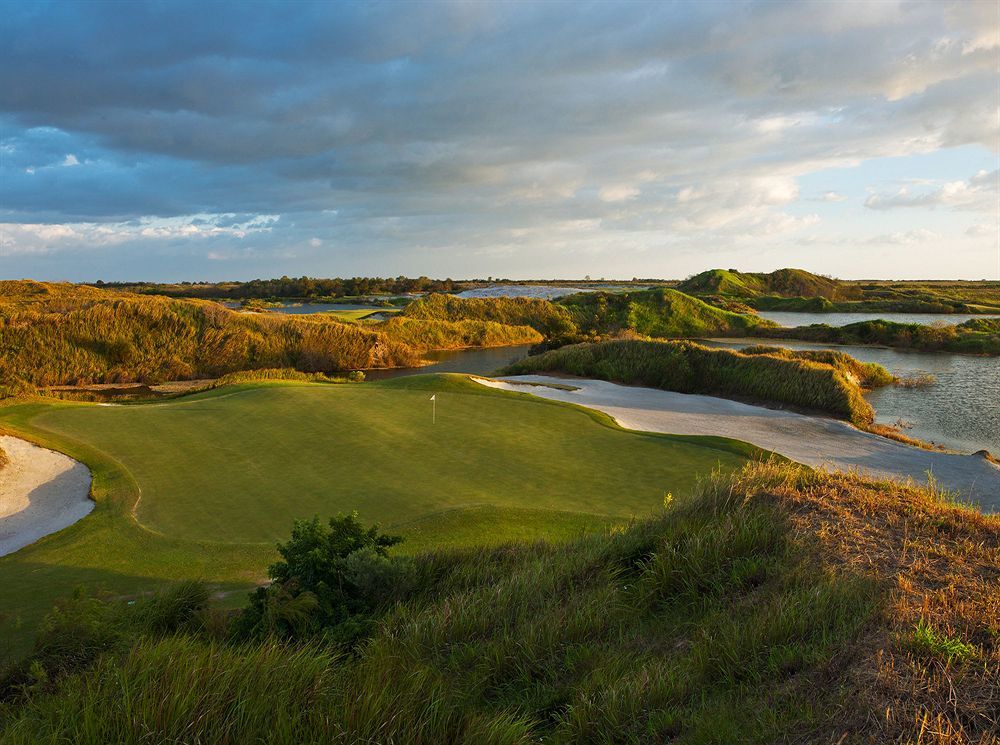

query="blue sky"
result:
[1,0,997,281]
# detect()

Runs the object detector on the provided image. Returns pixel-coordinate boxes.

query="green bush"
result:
[235,514,407,643]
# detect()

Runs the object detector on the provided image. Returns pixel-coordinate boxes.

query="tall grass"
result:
[502,338,880,424]
[0,281,418,387]
[559,287,775,338]
[377,316,542,351]
[402,293,577,336]
[3,463,996,743]
[756,318,1000,355]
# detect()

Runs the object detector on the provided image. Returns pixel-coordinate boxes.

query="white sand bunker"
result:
[0,435,93,557]
[477,375,1000,514]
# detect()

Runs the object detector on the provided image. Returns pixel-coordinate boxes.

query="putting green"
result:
[0,374,762,656]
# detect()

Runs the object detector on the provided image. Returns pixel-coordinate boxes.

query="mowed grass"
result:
[33,375,750,544]
[0,374,760,657]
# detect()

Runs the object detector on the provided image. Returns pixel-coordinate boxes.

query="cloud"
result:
[864,170,998,211]
[867,228,941,245]
[0,0,997,279]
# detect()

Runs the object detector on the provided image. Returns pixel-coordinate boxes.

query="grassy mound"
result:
[678,268,854,300]
[376,315,542,351]
[2,462,995,743]
[559,288,775,338]
[502,339,881,424]
[0,281,418,388]
[402,293,577,336]
[758,318,1000,356]
[737,345,895,388]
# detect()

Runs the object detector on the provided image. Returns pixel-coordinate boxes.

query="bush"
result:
[235,514,408,643]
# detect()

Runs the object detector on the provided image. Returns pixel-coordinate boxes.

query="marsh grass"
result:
[502,338,882,424]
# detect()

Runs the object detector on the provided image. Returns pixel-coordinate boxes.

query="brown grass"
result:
[730,462,999,744]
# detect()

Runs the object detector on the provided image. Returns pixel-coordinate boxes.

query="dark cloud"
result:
[0,0,997,280]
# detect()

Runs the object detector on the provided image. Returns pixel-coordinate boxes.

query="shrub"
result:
[235,514,408,643]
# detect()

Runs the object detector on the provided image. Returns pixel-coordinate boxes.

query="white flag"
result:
[429,394,436,401]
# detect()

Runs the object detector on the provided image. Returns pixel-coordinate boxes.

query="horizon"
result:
[2,0,999,281]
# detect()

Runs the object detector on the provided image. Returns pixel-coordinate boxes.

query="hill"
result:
[2,461,995,743]
[559,288,776,338]
[0,281,418,390]
[402,293,578,336]
[678,268,855,300]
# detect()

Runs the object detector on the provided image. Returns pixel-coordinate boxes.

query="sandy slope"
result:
[476,376,1000,513]
[0,435,93,556]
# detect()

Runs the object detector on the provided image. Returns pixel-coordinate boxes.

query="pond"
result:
[704,338,1000,455]
[756,311,998,328]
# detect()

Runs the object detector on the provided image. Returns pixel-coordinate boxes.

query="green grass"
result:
[0,374,759,658]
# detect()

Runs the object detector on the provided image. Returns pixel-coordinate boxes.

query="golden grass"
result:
[727,462,999,743]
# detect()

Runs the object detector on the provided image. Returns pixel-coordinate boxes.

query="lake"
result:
[456,285,586,299]
[705,338,1000,455]
[757,311,999,328]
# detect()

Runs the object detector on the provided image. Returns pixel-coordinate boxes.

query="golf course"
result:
[0,374,761,656]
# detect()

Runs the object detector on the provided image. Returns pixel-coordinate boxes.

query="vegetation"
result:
[97,275,466,300]
[678,268,855,300]
[559,287,776,338]
[402,293,578,336]
[376,315,542,351]
[758,317,1000,356]
[680,268,1000,314]
[2,462,995,743]
[0,280,418,388]
[736,345,895,388]
[502,339,885,425]
[0,374,758,657]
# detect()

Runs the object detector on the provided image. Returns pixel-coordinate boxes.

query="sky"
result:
[1,0,998,282]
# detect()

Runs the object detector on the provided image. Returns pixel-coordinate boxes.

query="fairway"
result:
[0,374,760,657]
[32,376,749,543]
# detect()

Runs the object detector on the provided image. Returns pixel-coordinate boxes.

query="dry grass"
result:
[727,462,1000,743]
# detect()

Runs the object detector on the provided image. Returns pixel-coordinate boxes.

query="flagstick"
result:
[432,396,436,424]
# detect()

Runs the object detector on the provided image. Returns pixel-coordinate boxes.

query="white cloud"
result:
[61,154,79,166]
[966,223,997,237]
[864,170,998,211]
[598,184,640,203]
[820,191,847,202]
[867,228,941,245]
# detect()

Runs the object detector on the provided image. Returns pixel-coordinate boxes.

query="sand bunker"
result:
[477,375,1000,513]
[0,435,93,556]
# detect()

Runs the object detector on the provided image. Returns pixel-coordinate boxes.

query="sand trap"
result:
[0,435,93,557]
[476,376,1000,514]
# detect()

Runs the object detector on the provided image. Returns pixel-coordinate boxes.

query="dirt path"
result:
[0,435,93,556]
[476,376,1000,513]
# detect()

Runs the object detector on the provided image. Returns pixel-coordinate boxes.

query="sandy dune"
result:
[0,435,93,556]
[476,376,1000,513]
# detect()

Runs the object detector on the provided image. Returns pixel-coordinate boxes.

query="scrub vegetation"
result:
[501,338,886,425]
[0,281,417,389]
[680,268,1000,314]
[1,462,995,744]
[402,292,578,336]
[760,317,1000,356]
[559,287,776,338]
